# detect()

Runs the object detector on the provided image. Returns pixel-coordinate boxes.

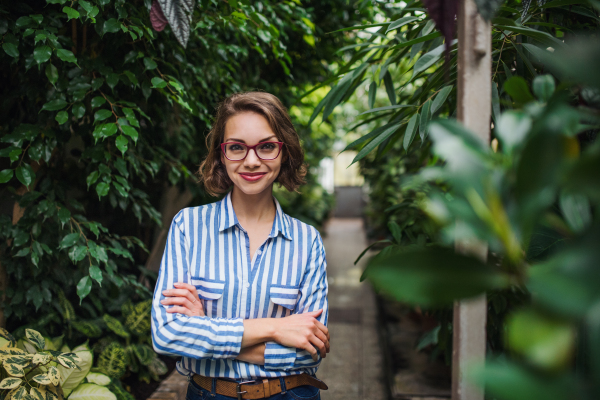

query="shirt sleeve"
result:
[151,210,245,360]
[263,230,329,371]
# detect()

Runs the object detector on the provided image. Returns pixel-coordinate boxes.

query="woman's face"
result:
[221,112,282,196]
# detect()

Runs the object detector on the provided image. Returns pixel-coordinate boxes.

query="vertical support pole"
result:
[453,0,491,400]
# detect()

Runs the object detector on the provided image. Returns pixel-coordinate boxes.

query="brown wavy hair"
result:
[198,92,307,197]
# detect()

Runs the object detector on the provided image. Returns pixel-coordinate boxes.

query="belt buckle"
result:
[236,380,256,400]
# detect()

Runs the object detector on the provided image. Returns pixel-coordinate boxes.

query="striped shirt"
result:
[151,191,329,380]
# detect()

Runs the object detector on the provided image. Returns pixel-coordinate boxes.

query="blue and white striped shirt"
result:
[151,191,329,380]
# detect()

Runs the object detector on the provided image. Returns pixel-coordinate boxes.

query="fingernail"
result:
[160,300,166,304]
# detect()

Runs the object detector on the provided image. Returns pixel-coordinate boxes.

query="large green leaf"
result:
[362,246,507,306]
[58,345,92,396]
[68,384,116,400]
[351,123,402,165]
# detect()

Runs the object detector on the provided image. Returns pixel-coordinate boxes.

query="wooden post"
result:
[453,0,491,399]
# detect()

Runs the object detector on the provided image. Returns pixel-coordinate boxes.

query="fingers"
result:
[308,335,326,360]
[305,309,323,317]
[313,328,330,354]
[162,288,200,305]
[166,306,194,317]
[314,320,330,341]
[161,297,194,310]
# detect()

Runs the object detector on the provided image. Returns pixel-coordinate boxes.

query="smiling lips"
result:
[239,172,267,182]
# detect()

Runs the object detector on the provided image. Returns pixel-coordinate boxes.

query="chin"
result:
[234,178,276,196]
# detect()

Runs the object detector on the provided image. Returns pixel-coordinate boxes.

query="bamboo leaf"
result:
[404,113,420,150]
[383,71,396,105]
[431,85,453,114]
[358,105,412,116]
[351,123,402,165]
[385,16,420,33]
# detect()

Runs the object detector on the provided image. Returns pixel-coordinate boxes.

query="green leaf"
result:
[357,105,412,116]
[362,246,507,306]
[95,182,110,198]
[91,96,106,108]
[431,86,453,114]
[419,100,431,142]
[387,221,402,244]
[351,123,402,165]
[385,16,420,33]
[68,245,87,263]
[495,111,532,153]
[532,74,555,102]
[390,31,442,50]
[132,344,154,366]
[102,315,130,338]
[151,77,167,89]
[59,348,93,397]
[503,76,535,104]
[73,102,86,119]
[559,193,591,234]
[89,265,103,286]
[2,43,19,58]
[87,171,99,188]
[411,43,446,80]
[0,169,14,183]
[76,276,92,303]
[368,81,377,109]
[57,207,71,227]
[25,329,45,350]
[115,135,128,155]
[41,99,67,112]
[143,57,157,70]
[491,81,500,124]
[106,73,119,89]
[70,383,117,400]
[383,71,396,105]
[56,49,77,64]
[15,164,34,187]
[63,7,80,20]
[45,63,58,86]
[120,126,138,144]
[60,233,80,249]
[506,309,575,371]
[32,374,51,385]
[33,46,51,64]
[86,373,111,386]
[103,18,120,34]
[403,114,420,151]
[94,109,112,122]
[55,111,68,125]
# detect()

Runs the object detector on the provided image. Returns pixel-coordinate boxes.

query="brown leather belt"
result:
[191,373,328,400]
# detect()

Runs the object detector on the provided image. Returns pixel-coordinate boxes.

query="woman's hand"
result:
[271,309,330,362]
[160,282,205,317]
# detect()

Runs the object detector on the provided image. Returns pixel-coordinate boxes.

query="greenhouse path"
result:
[318,218,386,400]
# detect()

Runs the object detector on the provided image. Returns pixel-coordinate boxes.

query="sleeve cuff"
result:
[263,342,297,370]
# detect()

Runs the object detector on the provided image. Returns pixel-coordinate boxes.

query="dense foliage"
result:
[308,0,600,397]
[0,0,370,388]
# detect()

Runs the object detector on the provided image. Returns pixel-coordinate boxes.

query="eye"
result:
[259,143,276,150]
[228,144,244,151]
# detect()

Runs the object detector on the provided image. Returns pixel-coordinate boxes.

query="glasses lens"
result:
[224,143,247,160]
[256,142,279,160]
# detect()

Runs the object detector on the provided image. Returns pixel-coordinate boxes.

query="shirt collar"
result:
[217,191,293,241]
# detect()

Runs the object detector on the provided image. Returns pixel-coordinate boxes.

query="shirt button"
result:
[245,282,250,288]
[257,250,262,255]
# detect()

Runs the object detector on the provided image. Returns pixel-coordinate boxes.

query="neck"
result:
[230,185,276,225]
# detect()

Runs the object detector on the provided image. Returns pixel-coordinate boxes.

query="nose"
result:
[243,147,262,168]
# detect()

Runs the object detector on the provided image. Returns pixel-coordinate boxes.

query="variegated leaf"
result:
[30,387,47,400]
[56,353,79,369]
[0,348,27,355]
[0,377,22,389]
[156,0,194,47]
[46,384,63,400]
[32,374,52,385]
[5,355,30,366]
[5,362,25,377]
[26,330,45,351]
[48,366,61,386]
[33,353,52,365]
[11,386,27,400]
[0,327,17,347]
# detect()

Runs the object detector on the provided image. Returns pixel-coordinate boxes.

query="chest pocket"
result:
[269,284,300,311]
[191,277,225,318]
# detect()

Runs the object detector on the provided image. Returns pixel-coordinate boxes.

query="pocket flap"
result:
[191,277,226,300]
[269,285,300,310]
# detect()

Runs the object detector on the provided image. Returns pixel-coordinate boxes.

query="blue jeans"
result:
[186,376,321,400]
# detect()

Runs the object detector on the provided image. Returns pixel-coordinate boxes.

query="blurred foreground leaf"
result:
[362,246,508,306]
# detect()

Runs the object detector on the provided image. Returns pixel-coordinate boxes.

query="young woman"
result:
[151,92,329,400]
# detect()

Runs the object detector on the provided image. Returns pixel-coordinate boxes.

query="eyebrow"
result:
[224,135,277,144]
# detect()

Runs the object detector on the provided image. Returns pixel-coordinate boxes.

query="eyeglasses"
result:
[220,141,284,161]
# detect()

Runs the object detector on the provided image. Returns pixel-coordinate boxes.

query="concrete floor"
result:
[318,218,387,400]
